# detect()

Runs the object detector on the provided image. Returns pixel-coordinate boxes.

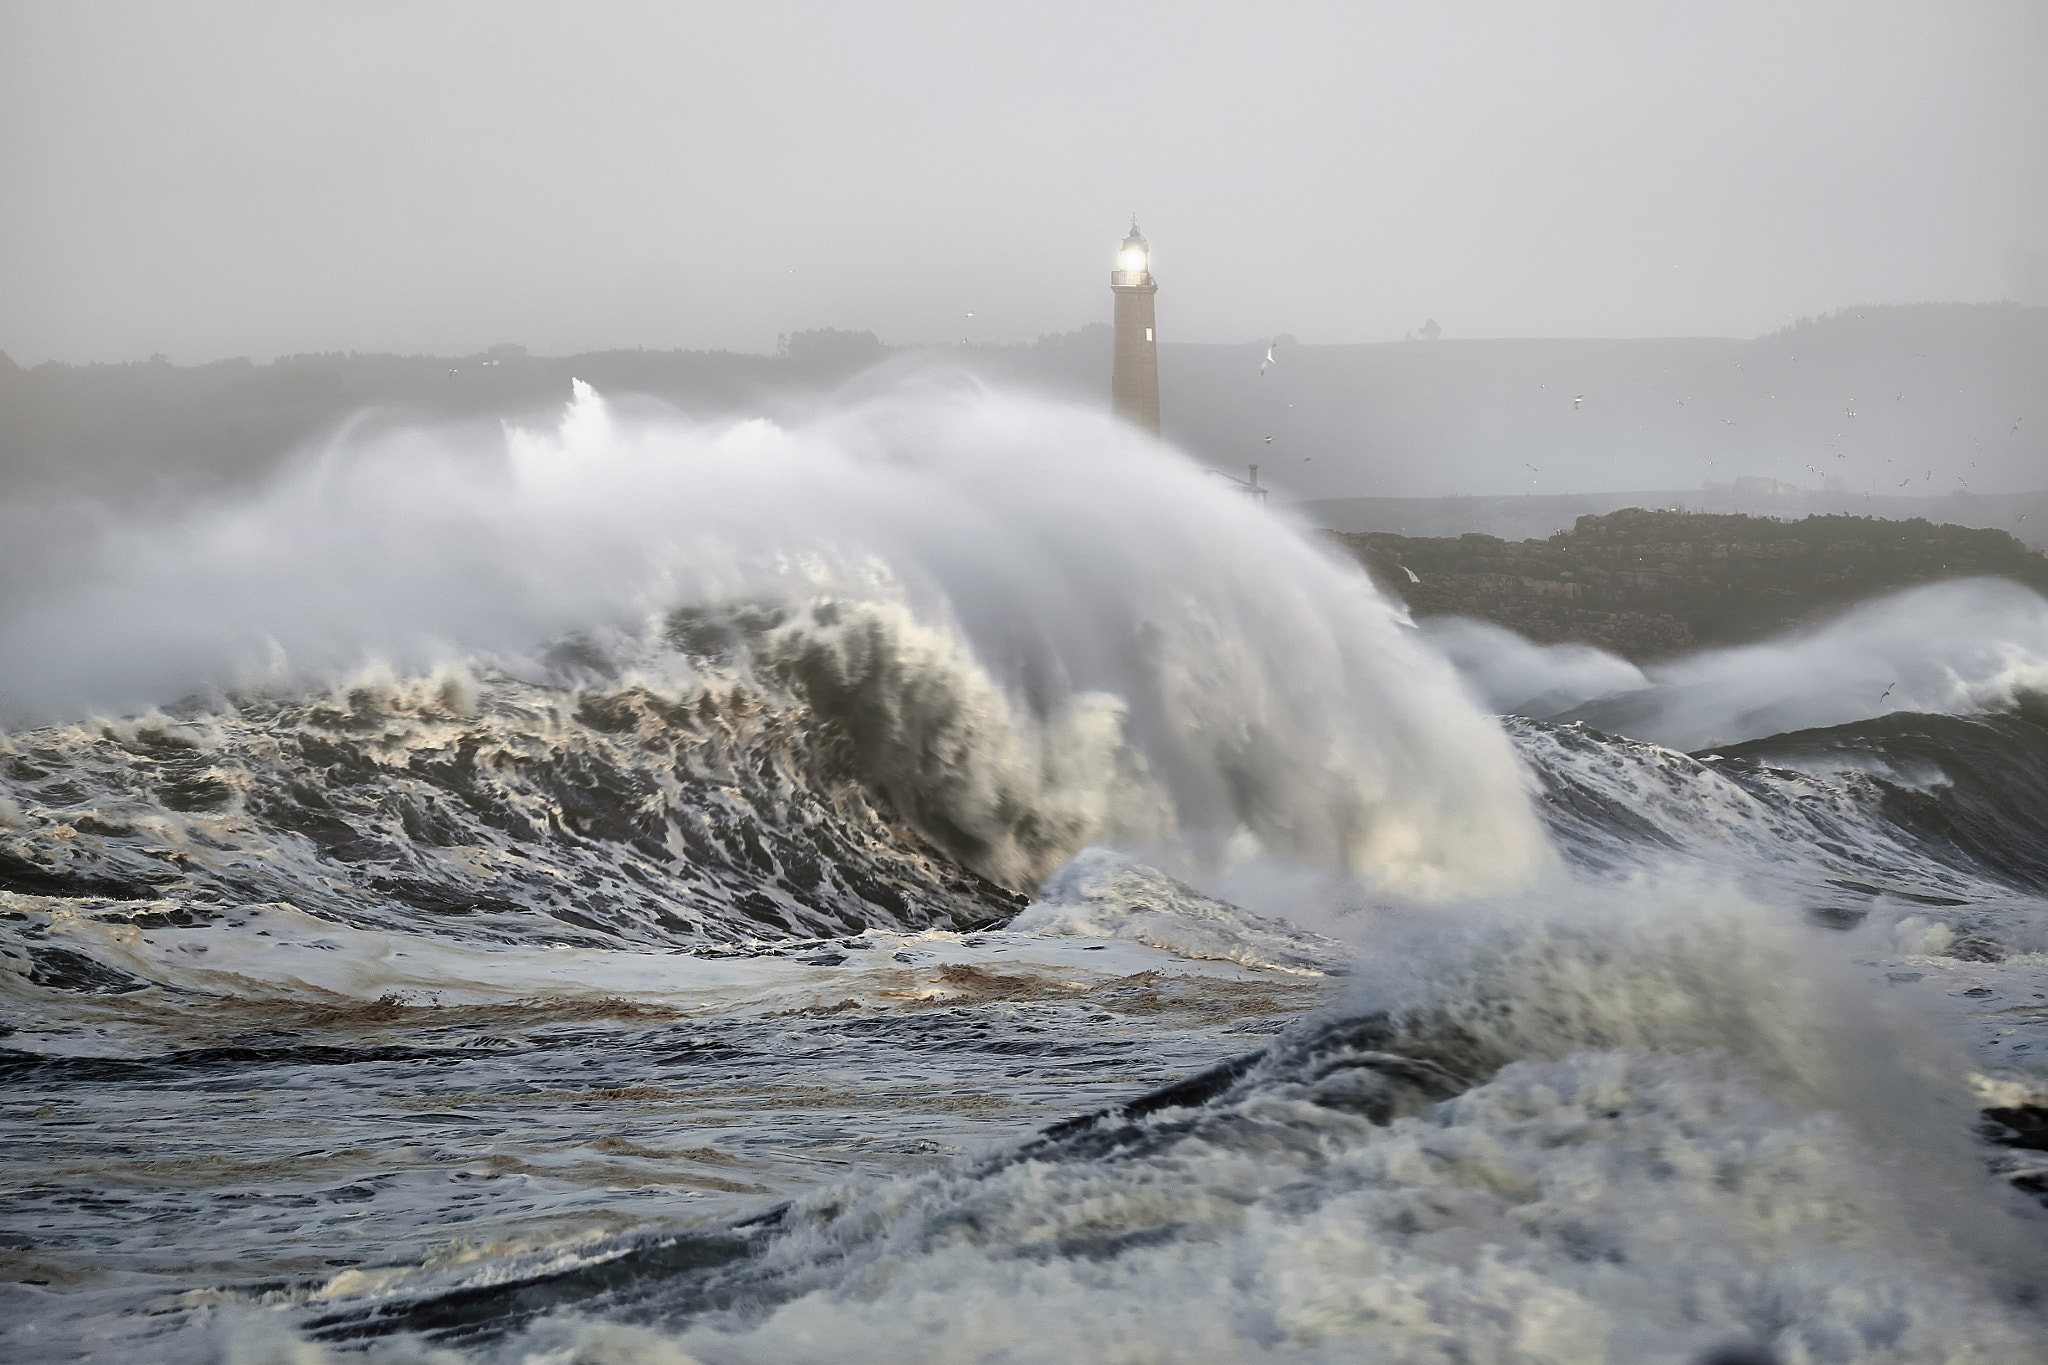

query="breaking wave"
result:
[0,381,1549,908]
[1425,578,2048,751]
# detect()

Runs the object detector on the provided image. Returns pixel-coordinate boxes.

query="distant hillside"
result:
[0,331,887,506]
[1330,508,2048,663]
[929,305,2045,502]
[1157,303,2044,503]
[2,304,2039,518]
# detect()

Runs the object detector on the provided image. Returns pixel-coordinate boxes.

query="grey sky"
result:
[4,0,2044,365]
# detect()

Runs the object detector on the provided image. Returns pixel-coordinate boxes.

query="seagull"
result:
[1896,392,1903,401]
[1400,565,1421,584]
[1264,435,1273,444]
[2015,417,2025,431]
[447,368,458,377]
[1526,463,1540,473]
[1260,343,1279,375]
[1721,418,1736,426]
[1844,404,1855,419]
[1302,456,1312,461]
[1879,682,1895,704]
[1574,395,1584,409]
[1898,478,1911,487]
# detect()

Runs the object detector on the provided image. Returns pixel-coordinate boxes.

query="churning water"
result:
[2,383,2044,1364]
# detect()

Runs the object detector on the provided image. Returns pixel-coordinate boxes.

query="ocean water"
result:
[2,384,2044,1364]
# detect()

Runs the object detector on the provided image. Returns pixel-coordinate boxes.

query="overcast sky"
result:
[4,0,2044,365]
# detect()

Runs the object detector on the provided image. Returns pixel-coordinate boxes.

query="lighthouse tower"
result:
[1109,221,1160,436]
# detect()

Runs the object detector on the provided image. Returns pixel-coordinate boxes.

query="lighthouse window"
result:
[1145,327,1153,341]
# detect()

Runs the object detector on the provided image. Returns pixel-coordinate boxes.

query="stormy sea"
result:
[3,383,2045,1364]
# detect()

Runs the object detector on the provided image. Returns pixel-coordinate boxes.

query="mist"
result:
[5,1,2045,367]
[7,1,2045,514]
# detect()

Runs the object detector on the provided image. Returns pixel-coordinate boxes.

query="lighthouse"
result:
[1109,221,1160,435]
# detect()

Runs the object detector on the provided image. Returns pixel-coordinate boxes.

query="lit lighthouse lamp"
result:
[1109,220,1160,434]
[1116,228,1151,280]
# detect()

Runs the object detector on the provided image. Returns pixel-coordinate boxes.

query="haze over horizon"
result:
[4,0,2045,367]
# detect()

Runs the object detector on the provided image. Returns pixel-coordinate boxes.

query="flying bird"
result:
[2015,417,2025,431]
[1260,343,1279,375]
[1574,395,1584,409]
[1264,435,1273,444]
[1400,565,1421,584]
[1879,682,1895,704]
[447,368,458,377]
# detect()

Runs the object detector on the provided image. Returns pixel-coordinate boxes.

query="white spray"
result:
[0,378,1551,899]
[1422,578,2048,750]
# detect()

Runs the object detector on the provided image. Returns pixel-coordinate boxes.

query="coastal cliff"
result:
[1332,508,2048,662]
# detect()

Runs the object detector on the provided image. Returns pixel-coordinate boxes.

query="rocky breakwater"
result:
[1332,508,2048,662]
